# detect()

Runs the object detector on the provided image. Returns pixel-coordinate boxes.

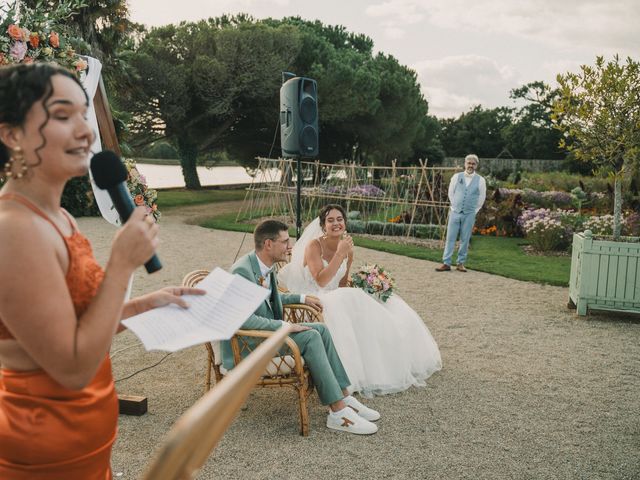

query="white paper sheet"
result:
[122,268,270,352]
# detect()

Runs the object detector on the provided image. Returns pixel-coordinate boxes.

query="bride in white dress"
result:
[278,204,442,397]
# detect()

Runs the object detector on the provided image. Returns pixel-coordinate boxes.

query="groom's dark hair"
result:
[254,219,289,250]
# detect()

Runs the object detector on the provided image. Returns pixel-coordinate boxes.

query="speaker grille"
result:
[299,96,317,124]
[300,125,318,153]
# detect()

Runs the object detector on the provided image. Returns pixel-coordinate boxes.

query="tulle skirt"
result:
[317,287,442,397]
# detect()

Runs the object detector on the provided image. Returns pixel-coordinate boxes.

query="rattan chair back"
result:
[181,269,321,435]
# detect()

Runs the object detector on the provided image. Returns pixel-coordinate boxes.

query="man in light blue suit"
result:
[222,220,381,434]
[436,154,486,272]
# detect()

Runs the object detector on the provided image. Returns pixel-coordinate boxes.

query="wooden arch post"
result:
[93,76,122,156]
[92,75,148,416]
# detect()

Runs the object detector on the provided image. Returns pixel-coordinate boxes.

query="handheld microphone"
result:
[90,150,163,274]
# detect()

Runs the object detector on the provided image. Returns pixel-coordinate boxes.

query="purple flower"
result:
[498,188,524,197]
[322,185,345,195]
[347,184,385,197]
[10,41,27,62]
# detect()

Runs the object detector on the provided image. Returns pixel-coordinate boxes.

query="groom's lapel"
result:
[249,252,274,313]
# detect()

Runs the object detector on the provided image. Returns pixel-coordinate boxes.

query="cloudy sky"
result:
[128,0,639,118]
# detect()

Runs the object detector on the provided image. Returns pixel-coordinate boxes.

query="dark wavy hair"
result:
[0,63,88,169]
[318,204,347,232]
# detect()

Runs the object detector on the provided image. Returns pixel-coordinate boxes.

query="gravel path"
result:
[76,202,640,480]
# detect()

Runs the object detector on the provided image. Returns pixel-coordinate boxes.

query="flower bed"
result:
[348,219,441,239]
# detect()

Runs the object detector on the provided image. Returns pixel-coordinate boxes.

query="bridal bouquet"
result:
[351,264,395,303]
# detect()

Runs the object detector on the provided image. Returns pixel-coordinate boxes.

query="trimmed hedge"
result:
[348,219,441,239]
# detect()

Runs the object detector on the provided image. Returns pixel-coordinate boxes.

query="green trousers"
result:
[289,323,350,405]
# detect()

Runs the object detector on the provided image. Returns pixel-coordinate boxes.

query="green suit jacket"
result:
[220,251,301,370]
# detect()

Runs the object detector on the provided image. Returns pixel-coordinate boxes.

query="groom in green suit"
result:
[221,219,381,435]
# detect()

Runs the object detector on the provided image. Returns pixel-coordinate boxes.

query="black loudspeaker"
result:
[280,76,318,157]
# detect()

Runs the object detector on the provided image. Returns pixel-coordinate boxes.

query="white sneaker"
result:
[326,407,378,435]
[343,395,381,422]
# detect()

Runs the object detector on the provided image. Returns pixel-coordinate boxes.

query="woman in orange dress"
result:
[0,63,203,479]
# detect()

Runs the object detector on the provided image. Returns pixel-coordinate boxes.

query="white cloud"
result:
[365,0,640,54]
[412,55,521,117]
[540,59,584,83]
[130,0,291,26]
[365,0,424,39]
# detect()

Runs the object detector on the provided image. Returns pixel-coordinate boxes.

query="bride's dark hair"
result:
[319,204,347,231]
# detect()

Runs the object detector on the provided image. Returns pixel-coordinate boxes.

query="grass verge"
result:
[200,212,571,286]
[157,189,247,208]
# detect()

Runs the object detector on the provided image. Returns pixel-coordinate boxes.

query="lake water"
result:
[135,164,281,189]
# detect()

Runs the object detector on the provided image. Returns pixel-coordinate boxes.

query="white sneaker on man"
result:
[343,395,381,422]
[326,407,378,435]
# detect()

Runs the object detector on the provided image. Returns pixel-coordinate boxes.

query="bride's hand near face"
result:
[305,238,348,289]
[336,234,353,259]
[337,233,354,287]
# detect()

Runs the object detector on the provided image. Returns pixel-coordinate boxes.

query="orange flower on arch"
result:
[49,31,60,48]
[29,32,40,48]
[7,25,23,41]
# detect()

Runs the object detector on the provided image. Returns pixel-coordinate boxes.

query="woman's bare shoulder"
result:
[305,238,322,254]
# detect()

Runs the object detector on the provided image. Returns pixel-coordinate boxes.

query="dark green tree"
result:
[502,81,565,160]
[439,105,512,157]
[410,115,445,165]
[125,17,302,188]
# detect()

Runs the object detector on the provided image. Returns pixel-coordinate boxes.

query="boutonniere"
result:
[258,275,266,287]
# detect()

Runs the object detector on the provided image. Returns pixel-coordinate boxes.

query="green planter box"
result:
[569,230,640,315]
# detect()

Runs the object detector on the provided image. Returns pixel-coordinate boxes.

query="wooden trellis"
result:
[238,158,460,240]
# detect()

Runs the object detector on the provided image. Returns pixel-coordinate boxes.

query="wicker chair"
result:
[181,269,323,436]
[142,324,293,480]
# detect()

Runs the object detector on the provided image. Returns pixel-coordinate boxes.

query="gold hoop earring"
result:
[4,147,28,180]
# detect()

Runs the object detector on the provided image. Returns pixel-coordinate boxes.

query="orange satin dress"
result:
[0,193,118,479]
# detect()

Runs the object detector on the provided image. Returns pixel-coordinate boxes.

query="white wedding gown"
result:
[280,256,442,397]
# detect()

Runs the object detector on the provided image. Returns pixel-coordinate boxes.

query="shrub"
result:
[625,212,640,236]
[514,171,611,193]
[348,220,441,239]
[61,175,100,217]
[581,212,639,237]
[518,208,581,251]
[476,190,525,236]
[582,214,616,236]
[522,216,571,251]
[140,141,179,160]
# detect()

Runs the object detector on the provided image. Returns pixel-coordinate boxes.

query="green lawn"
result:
[200,212,571,286]
[157,189,247,208]
[354,236,570,286]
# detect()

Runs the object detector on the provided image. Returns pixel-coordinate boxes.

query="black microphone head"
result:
[90,150,128,189]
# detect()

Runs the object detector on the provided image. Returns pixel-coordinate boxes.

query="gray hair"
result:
[464,154,479,165]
